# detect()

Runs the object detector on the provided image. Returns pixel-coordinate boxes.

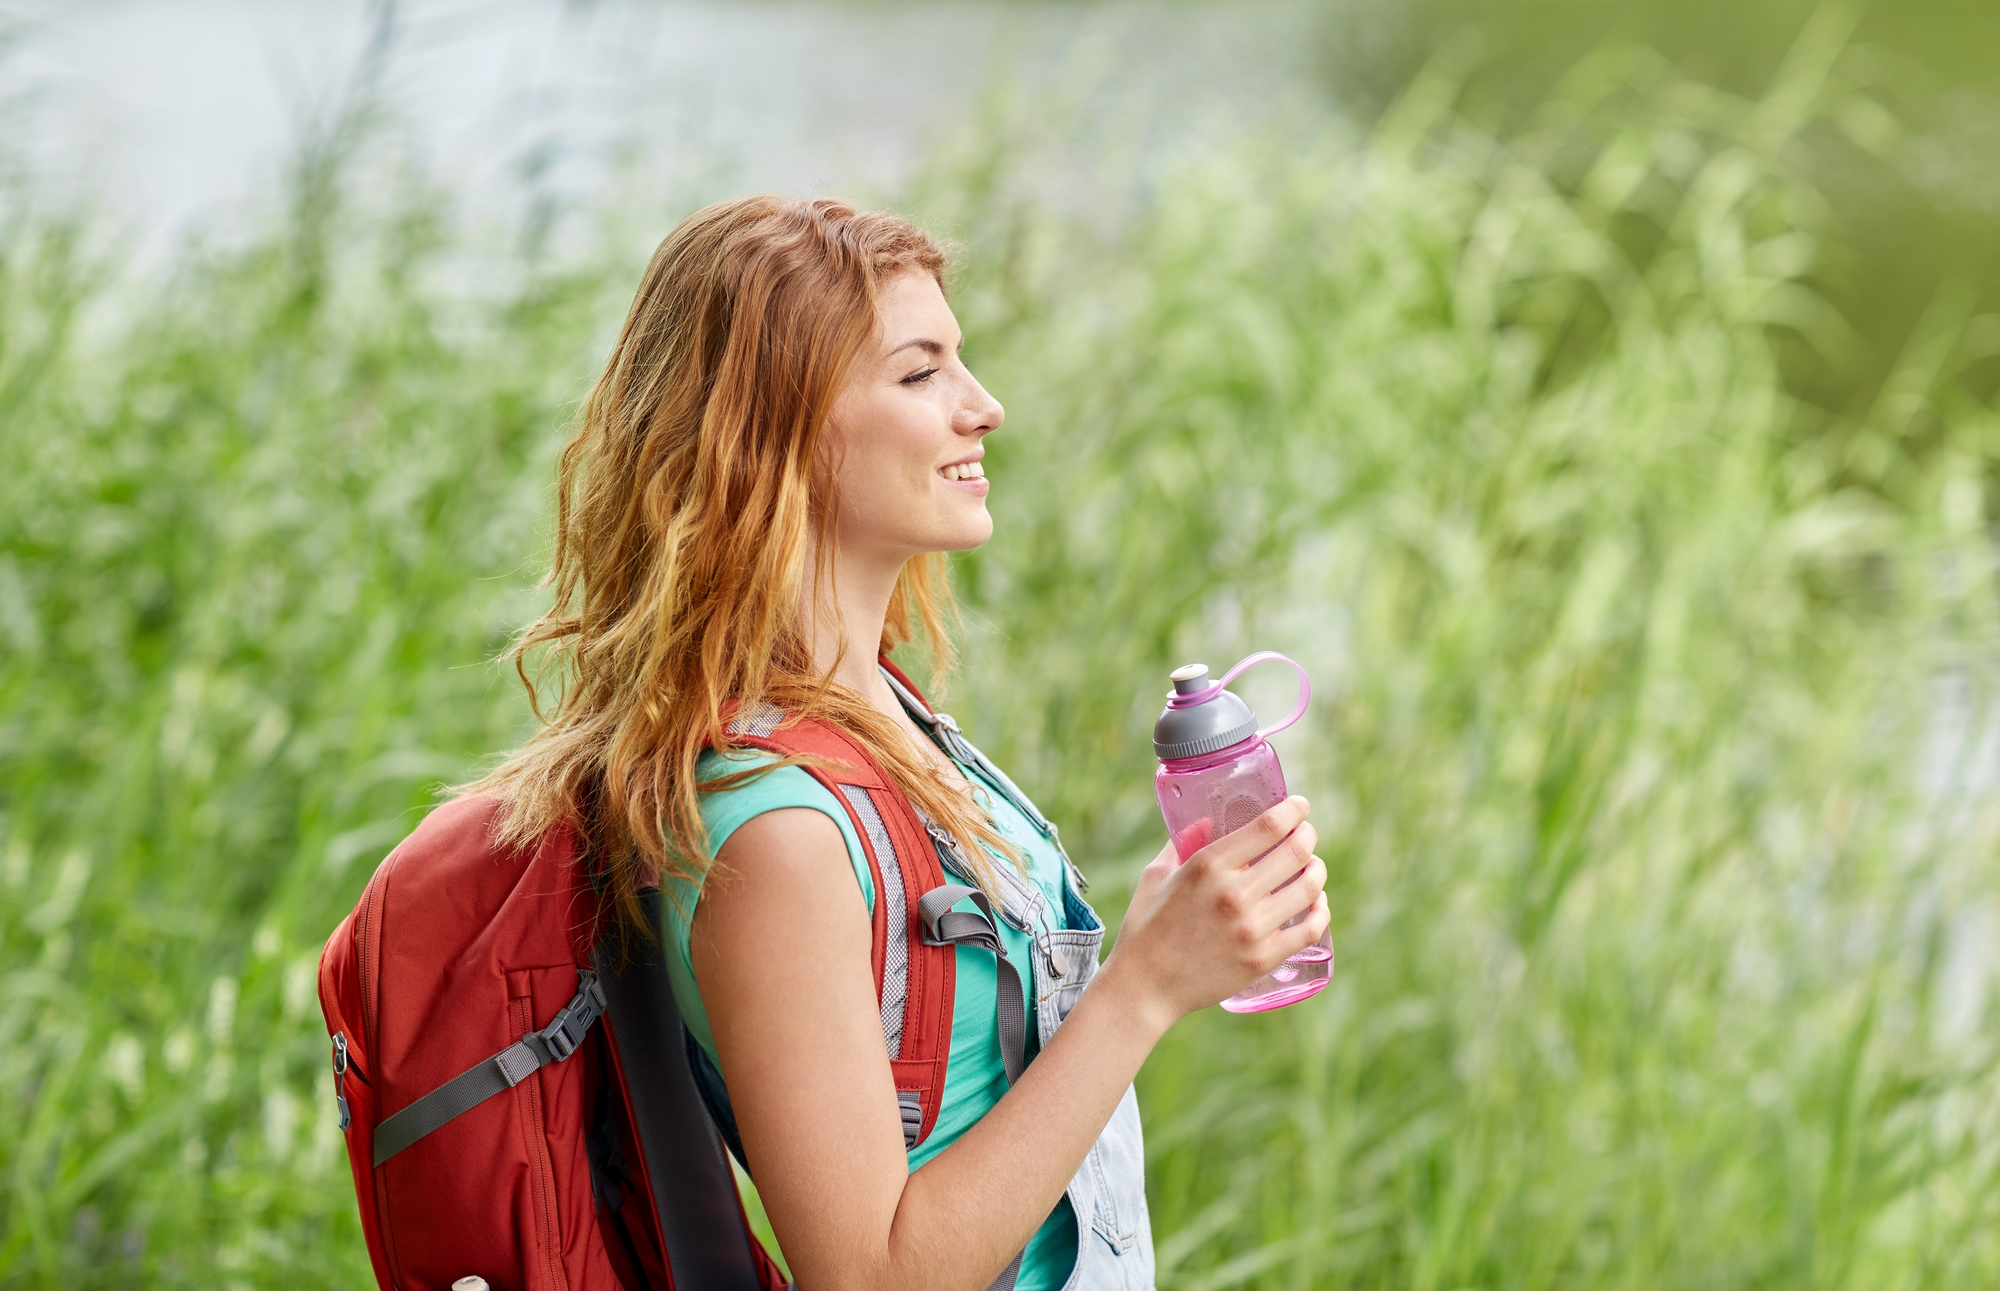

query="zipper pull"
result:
[332,1032,352,1132]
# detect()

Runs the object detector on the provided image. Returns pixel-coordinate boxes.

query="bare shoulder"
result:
[706,806,850,894]
[696,806,867,948]
[691,805,883,1106]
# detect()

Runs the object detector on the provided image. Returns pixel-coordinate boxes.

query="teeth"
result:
[941,461,985,481]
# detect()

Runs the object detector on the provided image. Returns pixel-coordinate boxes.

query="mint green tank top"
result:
[658,747,1080,1290]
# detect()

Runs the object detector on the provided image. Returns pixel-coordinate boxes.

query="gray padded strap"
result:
[837,783,910,1059]
[725,701,786,737]
[372,971,607,1166]
[917,885,1025,1086]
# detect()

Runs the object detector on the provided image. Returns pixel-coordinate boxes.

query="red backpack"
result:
[317,662,1005,1290]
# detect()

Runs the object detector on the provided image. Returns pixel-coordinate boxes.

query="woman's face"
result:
[823,270,1004,568]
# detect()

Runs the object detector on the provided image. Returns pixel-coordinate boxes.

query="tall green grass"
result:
[5,20,1999,1289]
[932,20,2000,1288]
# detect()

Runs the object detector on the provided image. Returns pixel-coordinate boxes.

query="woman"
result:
[472,196,1329,1291]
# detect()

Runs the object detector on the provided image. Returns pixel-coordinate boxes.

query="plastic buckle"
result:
[537,971,605,1064]
[542,1020,580,1062]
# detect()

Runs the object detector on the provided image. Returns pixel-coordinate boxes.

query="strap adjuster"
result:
[372,969,610,1165]
[536,971,607,1062]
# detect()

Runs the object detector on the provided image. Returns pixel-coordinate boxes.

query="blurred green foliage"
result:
[934,13,2000,1286]
[4,9,2000,1288]
[1321,0,2000,429]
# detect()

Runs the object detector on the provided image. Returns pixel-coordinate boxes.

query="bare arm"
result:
[691,797,1327,1291]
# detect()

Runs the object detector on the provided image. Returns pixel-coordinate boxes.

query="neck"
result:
[802,538,905,716]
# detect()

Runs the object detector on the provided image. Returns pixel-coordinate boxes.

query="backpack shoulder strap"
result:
[592,895,774,1289]
[724,701,957,1150]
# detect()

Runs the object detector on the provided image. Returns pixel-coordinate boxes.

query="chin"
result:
[962,513,995,549]
[927,517,993,553]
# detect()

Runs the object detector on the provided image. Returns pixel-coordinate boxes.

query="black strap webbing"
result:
[372,971,607,1166]
[596,891,765,1289]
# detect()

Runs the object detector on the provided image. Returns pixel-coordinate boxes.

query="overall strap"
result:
[880,661,1091,899]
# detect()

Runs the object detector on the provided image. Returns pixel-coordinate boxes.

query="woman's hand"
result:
[1099,796,1328,1034]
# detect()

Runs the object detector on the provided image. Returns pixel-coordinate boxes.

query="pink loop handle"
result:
[1216,651,1311,738]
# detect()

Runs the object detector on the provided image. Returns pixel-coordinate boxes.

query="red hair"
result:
[465,196,1011,926]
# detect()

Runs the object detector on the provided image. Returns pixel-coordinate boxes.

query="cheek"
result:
[824,424,912,533]
[837,402,938,492]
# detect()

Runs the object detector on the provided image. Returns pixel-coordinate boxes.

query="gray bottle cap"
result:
[1153,663,1259,759]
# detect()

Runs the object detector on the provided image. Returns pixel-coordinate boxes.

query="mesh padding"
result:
[724,702,785,737]
[838,784,908,1059]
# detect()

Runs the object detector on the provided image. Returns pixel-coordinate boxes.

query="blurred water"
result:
[4,0,1329,262]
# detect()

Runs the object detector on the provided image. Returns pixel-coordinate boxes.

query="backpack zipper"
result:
[514,994,572,1291]
[356,868,389,1059]
[332,1032,352,1131]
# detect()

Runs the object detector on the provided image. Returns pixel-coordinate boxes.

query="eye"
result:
[901,366,939,386]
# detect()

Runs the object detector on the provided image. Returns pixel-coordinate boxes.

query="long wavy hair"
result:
[465,195,1014,927]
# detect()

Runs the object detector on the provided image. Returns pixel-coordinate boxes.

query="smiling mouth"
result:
[939,461,986,481]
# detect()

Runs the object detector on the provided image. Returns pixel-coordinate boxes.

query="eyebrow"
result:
[886,336,964,360]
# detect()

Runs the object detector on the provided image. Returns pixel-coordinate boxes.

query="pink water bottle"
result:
[1154,652,1332,1012]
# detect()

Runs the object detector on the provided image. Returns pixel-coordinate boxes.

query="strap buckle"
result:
[372,969,610,1165]
[916,883,1027,1088]
[536,970,607,1063]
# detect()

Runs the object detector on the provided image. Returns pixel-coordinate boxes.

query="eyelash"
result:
[902,367,939,386]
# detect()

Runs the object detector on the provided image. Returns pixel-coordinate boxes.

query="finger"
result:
[1203,797,1310,871]
[1220,820,1317,902]
[1252,855,1327,933]
[1273,853,1327,905]
[1268,892,1331,963]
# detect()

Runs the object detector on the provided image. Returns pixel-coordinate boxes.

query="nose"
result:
[955,375,1004,439]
